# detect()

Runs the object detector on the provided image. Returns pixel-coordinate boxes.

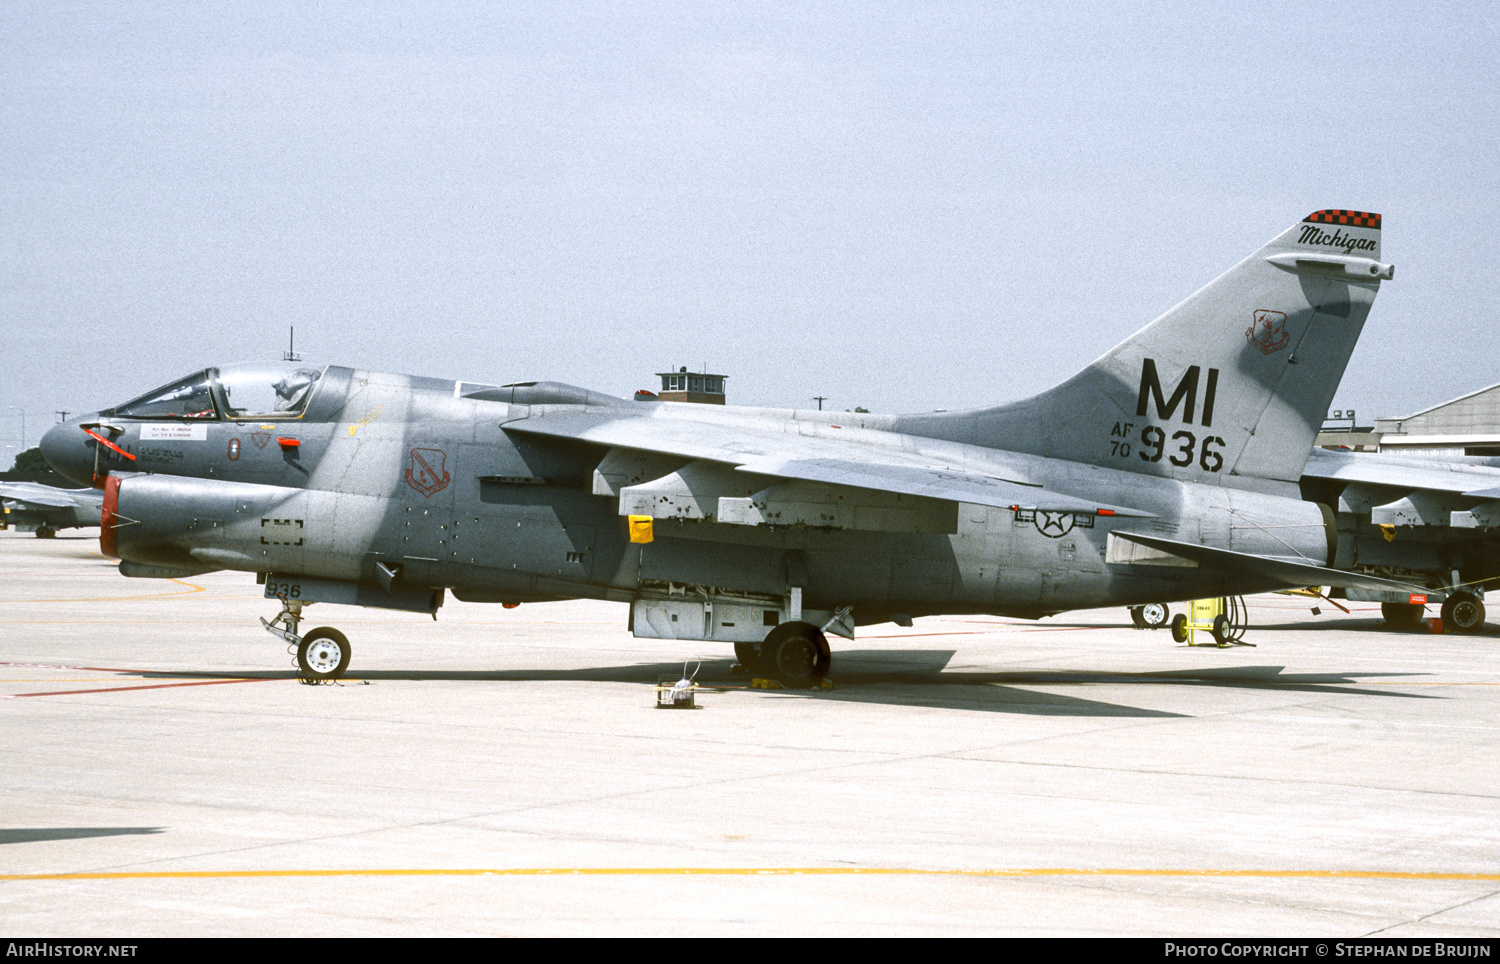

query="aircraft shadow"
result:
[0,827,165,845]
[120,649,1436,717]
[1253,616,1494,637]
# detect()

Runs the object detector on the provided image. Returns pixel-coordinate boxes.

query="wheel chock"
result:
[750,678,835,691]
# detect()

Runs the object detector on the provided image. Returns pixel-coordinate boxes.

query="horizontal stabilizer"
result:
[1110,531,1429,595]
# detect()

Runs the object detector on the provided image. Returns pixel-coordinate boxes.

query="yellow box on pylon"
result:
[628,515,654,544]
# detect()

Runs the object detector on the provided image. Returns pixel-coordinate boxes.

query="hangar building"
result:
[1317,382,1500,457]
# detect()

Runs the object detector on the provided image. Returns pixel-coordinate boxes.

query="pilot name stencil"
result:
[141,424,208,442]
[135,446,185,465]
[406,447,451,497]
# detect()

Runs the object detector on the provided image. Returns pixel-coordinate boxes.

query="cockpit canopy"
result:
[106,363,326,420]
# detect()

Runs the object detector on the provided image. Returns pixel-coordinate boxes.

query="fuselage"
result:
[43,363,1332,622]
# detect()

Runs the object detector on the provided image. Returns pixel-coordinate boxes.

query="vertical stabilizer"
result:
[896,210,1392,484]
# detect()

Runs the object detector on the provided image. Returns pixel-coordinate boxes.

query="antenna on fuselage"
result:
[283,326,302,363]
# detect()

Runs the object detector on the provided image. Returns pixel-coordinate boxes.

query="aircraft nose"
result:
[40,417,96,488]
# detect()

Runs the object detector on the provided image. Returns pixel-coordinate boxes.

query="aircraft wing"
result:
[1111,531,1430,595]
[0,482,101,510]
[1303,449,1500,527]
[504,410,1152,516]
[1303,448,1500,496]
[734,457,1148,515]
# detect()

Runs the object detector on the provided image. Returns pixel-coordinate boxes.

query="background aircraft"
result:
[1130,447,1500,634]
[41,210,1419,685]
[1299,447,1500,631]
[0,482,103,538]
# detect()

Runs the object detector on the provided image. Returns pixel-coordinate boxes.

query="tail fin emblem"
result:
[1246,309,1289,354]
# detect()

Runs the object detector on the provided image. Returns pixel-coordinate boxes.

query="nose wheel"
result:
[297,627,351,680]
[261,597,353,681]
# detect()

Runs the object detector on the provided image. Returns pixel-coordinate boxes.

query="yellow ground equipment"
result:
[1169,596,1252,647]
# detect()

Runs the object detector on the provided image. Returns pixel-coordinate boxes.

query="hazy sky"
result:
[3,1,1498,459]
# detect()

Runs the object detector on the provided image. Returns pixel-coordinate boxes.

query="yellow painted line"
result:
[0,677,263,683]
[0,579,206,603]
[1362,681,1500,687]
[4,867,1499,883]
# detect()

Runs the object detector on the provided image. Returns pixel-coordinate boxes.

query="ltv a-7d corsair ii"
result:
[42,210,1413,686]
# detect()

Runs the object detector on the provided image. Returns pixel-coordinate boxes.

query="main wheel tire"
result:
[1139,602,1170,629]
[760,623,830,689]
[1170,613,1189,643]
[1129,606,1147,629]
[1441,593,1486,634]
[35,527,56,539]
[298,627,351,680]
[1381,601,1425,630]
[733,640,763,673]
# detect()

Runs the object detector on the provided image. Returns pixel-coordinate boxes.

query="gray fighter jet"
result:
[41,209,1415,685]
[1300,447,1500,631]
[0,482,103,537]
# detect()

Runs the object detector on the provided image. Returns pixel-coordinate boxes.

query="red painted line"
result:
[860,626,1095,639]
[0,661,218,674]
[859,631,994,639]
[0,677,276,700]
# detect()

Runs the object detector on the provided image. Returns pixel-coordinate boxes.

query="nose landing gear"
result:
[261,598,353,682]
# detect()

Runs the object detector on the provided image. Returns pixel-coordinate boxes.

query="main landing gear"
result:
[1382,593,1486,634]
[1129,603,1171,629]
[1441,592,1486,634]
[1381,601,1425,631]
[734,622,832,690]
[261,598,352,682]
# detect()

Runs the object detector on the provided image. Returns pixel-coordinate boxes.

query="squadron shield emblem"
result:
[405,447,451,497]
[1246,309,1290,354]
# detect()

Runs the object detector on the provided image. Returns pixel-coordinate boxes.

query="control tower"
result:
[655,367,727,405]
